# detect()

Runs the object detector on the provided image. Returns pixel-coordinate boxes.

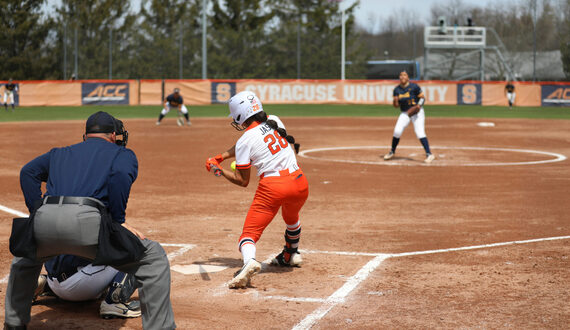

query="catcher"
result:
[205,91,308,289]
[156,87,191,126]
[34,255,141,319]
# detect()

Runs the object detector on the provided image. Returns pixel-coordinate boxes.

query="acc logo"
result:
[82,83,129,105]
[542,86,570,106]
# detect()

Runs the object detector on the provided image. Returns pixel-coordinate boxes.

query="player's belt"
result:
[260,166,301,179]
[43,196,106,211]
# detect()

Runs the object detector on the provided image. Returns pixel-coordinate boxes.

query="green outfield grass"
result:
[0,104,569,122]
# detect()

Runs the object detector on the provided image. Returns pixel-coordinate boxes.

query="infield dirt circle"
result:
[0,116,569,329]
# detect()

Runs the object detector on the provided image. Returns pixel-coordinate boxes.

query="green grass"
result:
[0,104,569,122]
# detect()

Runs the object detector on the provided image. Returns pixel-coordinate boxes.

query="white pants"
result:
[392,108,426,139]
[47,264,119,301]
[507,92,516,104]
[3,91,15,104]
[161,103,188,116]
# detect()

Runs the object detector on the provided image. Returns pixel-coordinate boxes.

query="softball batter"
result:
[384,71,435,163]
[206,91,308,289]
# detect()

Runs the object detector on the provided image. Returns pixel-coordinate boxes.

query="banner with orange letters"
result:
[4,79,569,107]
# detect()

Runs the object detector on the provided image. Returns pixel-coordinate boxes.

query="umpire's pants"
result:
[4,201,176,330]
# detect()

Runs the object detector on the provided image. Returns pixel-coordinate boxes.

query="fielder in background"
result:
[4,111,175,330]
[156,87,191,126]
[205,91,309,289]
[34,255,141,319]
[505,80,516,109]
[4,78,18,111]
[384,71,435,164]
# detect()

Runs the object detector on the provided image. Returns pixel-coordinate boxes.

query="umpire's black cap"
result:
[85,111,117,134]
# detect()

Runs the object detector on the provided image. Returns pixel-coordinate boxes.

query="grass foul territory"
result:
[0,104,569,122]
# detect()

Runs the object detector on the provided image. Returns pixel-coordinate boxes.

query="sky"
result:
[350,0,503,34]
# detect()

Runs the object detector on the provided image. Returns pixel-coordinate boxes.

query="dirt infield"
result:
[0,115,569,329]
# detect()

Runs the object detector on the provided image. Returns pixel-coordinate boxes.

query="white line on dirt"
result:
[292,255,389,330]
[300,249,384,257]
[0,204,28,218]
[292,235,570,329]
[160,243,196,261]
[388,235,570,258]
[262,295,327,303]
[0,274,10,284]
[299,145,567,166]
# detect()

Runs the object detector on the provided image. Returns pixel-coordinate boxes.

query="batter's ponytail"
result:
[266,119,300,154]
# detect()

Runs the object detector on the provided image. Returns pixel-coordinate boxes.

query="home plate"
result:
[171,264,228,275]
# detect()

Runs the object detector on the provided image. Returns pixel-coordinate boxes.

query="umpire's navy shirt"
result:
[20,137,138,223]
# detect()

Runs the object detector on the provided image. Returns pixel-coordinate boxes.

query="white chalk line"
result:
[2,204,568,327]
[162,243,196,261]
[0,243,196,285]
[299,145,567,166]
[0,204,28,218]
[290,234,570,330]
[0,203,197,282]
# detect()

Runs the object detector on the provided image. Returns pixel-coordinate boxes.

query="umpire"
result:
[4,111,176,330]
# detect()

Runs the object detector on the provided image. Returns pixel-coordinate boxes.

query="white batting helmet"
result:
[228,91,263,126]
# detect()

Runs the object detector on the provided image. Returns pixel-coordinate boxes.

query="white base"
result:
[171,264,228,275]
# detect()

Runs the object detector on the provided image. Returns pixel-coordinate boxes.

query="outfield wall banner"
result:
[165,80,211,105]
[235,80,457,105]
[81,82,129,105]
[541,85,570,106]
[19,82,81,106]
[211,81,236,104]
[7,79,568,107]
[457,83,481,105]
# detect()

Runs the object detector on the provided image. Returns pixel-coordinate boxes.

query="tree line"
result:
[1,0,568,81]
[0,0,366,80]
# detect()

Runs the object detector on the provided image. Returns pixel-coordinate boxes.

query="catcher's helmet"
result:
[228,91,263,126]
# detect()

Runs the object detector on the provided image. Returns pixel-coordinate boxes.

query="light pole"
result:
[341,8,346,80]
[337,0,355,80]
[202,0,207,79]
[531,0,537,82]
[109,28,112,80]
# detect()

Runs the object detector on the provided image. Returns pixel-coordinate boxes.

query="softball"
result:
[231,161,236,172]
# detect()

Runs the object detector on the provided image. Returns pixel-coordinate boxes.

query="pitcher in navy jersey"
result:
[383,71,435,163]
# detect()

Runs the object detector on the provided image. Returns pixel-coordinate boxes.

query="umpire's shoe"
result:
[228,259,261,289]
[100,300,142,319]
